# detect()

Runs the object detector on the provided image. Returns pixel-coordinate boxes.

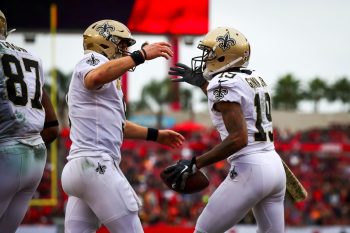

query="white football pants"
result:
[0,142,46,233]
[61,156,143,233]
[195,150,286,233]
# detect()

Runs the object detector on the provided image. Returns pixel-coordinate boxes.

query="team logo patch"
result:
[95,162,106,174]
[86,54,100,66]
[217,31,236,51]
[96,22,115,38]
[213,80,228,100]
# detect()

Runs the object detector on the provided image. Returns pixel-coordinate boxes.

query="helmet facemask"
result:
[191,45,214,73]
[191,44,219,81]
[110,37,132,59]
[112,38,137,72]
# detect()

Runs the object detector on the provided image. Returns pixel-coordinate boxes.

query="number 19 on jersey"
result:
[254,92,273,142]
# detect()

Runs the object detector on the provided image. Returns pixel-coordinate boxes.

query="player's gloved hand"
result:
[168,63,207,88]
[163,157,197,191]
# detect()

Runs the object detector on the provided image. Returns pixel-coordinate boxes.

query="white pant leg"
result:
[65,196,99,233]
[195,151,286,233]
[62,156,143,233]
[104,213,144,233]
[252,152,286,233]
[0,142,46,233]
[64,193,143,233]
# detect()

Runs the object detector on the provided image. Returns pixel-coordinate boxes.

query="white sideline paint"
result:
[16,226,57,233]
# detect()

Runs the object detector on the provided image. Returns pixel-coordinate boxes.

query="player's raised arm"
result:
[85,42,173,90]
[82,20,173,90]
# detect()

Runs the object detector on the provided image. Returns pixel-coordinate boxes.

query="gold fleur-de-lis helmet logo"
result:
[96,22,115,38]
[217,31,236,51]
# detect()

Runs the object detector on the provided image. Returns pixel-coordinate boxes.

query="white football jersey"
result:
[0,40,45,144]
[67,52,126,162]
[207,69,275,162]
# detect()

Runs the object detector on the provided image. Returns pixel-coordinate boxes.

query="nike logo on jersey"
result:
[95,162,106,174]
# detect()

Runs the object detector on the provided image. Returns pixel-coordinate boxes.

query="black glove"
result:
[163,157,197,191]
[168,63,207,88]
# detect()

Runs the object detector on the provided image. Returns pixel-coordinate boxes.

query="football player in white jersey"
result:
[168,27,286,233]
[61,19,184,233]
[0,10,59,233]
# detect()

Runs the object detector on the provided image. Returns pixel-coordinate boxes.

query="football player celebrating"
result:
[0,10,59,232]
[167,27,286,233]
[61,20,184,233]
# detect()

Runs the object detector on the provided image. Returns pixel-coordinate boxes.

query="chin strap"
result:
[203,57,246,81]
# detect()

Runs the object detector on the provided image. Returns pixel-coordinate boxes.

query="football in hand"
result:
[160,169,209,194]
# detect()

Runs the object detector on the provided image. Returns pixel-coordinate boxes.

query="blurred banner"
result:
[128,0,208,35]
[275,142,350,152]
[1,0,208,34]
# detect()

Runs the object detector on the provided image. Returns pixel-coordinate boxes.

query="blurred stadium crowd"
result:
[21,124,350,227]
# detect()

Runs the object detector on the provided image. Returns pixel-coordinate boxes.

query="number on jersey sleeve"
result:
[254,92,273,141]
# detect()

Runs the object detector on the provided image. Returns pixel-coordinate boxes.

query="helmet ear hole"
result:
[218,56,225,62]
[100,44,109,49]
